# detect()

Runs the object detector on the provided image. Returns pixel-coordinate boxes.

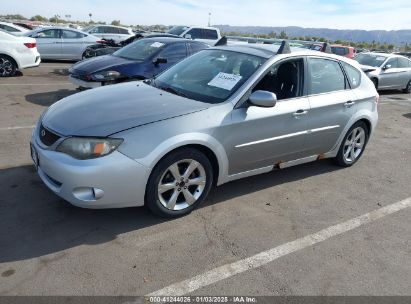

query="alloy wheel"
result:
[157,159,206,211]
[343,127,366,163]
[0,57,14,76]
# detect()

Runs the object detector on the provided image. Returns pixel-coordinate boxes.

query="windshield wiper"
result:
[158,85,188,98]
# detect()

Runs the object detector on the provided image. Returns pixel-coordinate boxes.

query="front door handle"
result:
[344,101,356,107]
[293,109,308,118]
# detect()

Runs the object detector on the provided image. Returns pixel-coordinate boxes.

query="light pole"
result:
[208,12,211,27]
[89,13,92,23]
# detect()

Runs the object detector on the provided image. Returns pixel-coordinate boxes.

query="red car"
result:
[331,45,355,59]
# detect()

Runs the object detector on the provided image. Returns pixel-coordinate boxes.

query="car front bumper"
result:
[69,75,101,89]
[30,130,149,209]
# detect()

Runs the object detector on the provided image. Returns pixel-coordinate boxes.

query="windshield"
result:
[153,49,266,104]
[354,53,387,67]
[113,39,166,61]
[167,26,189,36]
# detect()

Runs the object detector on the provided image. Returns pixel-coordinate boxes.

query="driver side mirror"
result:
[383,64,392,70]
[248,90,277,108]
[153,57,167,65]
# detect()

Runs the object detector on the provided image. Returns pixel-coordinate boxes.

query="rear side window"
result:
[203,29,218,39]
[158,43,187,63]
[332,47,348,56]
[0,24,19,32]
[118,28,129,35]
[342,62,361,89]
[62,30,85,39]
[398,57,411,68]
[308,58,347,94]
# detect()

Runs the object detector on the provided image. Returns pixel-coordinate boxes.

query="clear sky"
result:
[1,0,411,30]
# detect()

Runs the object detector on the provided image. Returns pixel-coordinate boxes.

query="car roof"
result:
[142,37,199,43]
[91,24,130,30]
[212,43,355,62]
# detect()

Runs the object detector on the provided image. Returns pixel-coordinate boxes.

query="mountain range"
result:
[215,25,411,45]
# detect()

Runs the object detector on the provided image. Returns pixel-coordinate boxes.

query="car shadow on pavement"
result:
[25,89,78,106]
[0,160,339,263]
[403,113,411,119]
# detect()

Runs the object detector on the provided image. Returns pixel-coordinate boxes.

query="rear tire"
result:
[0,55,17,77]
[334,121,369,167]
[402,80,411,94]
[145,148,213,218]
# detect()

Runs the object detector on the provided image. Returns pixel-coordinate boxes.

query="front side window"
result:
[118,28,129,35]
[158,43,187,63]
[186,28,202,39]
[385,58,398,68]
[154,49,266,104]
[252,58,304,100]
[113,39,165,61]
[342,62,361,89]
[308,58,347,94]
[36,29,60,38]
[188,42,208,54]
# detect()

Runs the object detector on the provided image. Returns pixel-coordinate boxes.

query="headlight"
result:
[91,70,121,81]
[56,137,123,160]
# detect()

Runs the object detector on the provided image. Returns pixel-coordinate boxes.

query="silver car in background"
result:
[31,43,378,217]
[355,52,411,93]
[24,27,102,60]
[81,25,134,44]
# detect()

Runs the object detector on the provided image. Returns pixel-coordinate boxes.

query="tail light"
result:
[375,95,379,104]
[96,40,106,44]
[24,42,36,48]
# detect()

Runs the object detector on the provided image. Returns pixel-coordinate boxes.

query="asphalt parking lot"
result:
[0,62,410,296]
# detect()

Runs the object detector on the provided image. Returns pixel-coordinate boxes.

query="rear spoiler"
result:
[215,36,227,46]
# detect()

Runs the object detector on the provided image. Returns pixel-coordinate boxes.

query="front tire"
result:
[0,55,17,77]
[145,148,213,218]
[334,121,369,167]
[403,80,411,94]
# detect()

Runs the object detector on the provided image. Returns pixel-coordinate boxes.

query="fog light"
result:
[73,187,104,201]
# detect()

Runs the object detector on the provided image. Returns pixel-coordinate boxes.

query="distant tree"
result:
[279,30,288,39]
[111,20,121,26]
[387,44,394,51]
[30,15,48,22]
[3,14,27,20]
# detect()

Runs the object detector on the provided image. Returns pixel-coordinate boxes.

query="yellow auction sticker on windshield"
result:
[207,72,242,90]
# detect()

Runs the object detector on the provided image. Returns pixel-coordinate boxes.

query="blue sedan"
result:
[68,37,208,88]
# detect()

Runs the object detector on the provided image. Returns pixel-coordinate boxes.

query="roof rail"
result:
[276,40,291,55]
[322,42,332,54]
[215,36,227,46]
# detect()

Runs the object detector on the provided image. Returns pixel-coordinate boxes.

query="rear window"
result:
[203,29,218,40]
[331,47,348,56]
[342,62,361,89]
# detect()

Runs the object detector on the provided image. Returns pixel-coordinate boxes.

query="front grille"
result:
[39,124,60,146]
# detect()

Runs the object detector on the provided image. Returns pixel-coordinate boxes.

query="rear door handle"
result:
[344,101,356,107]
[293,110,308,118]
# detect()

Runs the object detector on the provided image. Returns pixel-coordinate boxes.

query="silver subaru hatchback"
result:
[31,42,378,217]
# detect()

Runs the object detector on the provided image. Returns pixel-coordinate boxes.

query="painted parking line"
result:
[148,197,411,296]
[0,125,35,131]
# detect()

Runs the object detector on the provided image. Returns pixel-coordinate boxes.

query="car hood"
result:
[42,82,209,137]
[70,55,139,74]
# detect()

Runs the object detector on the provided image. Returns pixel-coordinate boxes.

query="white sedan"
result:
[0,21,29,36]
[0,30,40,77]
[25,27,103,60]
